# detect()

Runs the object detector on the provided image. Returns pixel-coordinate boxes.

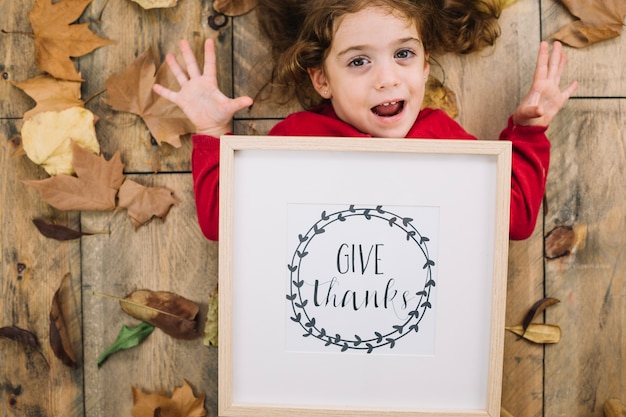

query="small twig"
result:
[1,29,35,38]
[84,88,107,106]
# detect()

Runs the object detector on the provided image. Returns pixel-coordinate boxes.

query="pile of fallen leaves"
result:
[11,0,194,232]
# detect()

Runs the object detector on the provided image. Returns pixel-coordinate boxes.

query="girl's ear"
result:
[307,67,331,99]
[424,52,431,80]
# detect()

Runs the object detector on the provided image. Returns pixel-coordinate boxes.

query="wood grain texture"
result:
[544,100,626,417]
[541,0,626,97]
[0,121,83,415]
[2,0,626,415]
[81,173,218,417]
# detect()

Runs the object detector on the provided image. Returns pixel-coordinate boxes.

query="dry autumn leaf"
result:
[29,0,115,81]
[117,179,178,228]
[25,141,124,211]
[50,273,78,367]
[213,0,258,16]
[0,326,49,367]
[422,75,458,119]
[105,47,196,147]
[131,0,179,9]
[203,284,218,347]
[550,0,626,47]
[506,324,562,344]
[32,218,93,241]
[20,107,100,175]
[12,75,83,121]
[521,297,560,334]
[131,380,206,417]
[604,399,626,417]
[120,290,200,340]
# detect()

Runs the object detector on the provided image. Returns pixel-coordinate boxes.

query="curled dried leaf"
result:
[506,324,561,344]
[603,398,626,417]
[50,273,78,367]
[120,290,200,340]
[522,297,560,334]
[0,326,39,348]
[33,218,92,241]
[0,326,49,367]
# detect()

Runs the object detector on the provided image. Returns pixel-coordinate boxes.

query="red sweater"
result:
[192,104,549,241]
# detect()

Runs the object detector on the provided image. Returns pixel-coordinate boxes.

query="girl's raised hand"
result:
[513,41,578,127]
[153,38,253,137]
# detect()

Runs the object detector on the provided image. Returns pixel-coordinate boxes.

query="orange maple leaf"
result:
[117,179,178,228]
[105,47,196,148]
[131,380,207,417]
[28,0,115,81]
[24,141,124,211]
[12,75,83,121]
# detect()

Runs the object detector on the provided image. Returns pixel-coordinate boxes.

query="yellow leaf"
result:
[203,284,218,347]
[131,0,178,9]
[20,107,100,176]
[506,324,561,344]
[132,380,206,417]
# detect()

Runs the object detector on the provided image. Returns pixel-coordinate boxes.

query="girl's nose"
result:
[374,64,400,90]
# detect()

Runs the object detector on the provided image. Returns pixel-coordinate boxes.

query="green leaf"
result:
[97,322,154,368]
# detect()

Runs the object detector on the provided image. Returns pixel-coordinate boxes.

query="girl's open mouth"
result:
[371,100,405,117]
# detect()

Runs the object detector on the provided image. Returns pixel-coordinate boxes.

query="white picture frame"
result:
[218,136,512,417]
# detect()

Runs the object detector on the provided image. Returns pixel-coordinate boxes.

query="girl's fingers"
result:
[152,83,178,104]
[166,53,190,87]
[533,41,549,83]
[177,39,200,79]
[547,41,564,81]
[202,38,218,83]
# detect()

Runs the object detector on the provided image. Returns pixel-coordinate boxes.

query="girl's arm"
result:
[153,38,253,240]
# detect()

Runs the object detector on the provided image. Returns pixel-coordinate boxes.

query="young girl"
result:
[153,0,578,241]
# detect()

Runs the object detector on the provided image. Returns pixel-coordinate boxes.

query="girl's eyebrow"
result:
[336,37,422,57]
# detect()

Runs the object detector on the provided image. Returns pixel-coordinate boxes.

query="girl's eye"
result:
[349,57,369,67]
[395,49,414,59]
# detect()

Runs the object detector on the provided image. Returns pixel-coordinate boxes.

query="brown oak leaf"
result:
[117,179,178,228]
[12,75,83,121]
[131,380,206,417]
[24,141,125,211]
[105,47,196,147]
[29,0,115,81]
[550,0,626,47]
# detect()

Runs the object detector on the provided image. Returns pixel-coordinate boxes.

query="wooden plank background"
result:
[1,0,625,416]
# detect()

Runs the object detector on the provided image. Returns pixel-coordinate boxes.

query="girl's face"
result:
[308,6,429,138]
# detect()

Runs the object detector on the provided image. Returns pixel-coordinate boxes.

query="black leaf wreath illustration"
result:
[287,205,436,353]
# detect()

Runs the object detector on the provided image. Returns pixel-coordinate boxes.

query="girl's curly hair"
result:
[256,0,502,109]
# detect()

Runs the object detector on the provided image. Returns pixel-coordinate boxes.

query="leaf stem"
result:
[91,291,182,319]
[84,88,107,106]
